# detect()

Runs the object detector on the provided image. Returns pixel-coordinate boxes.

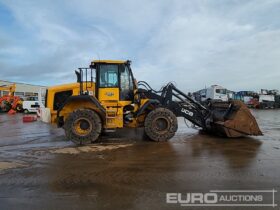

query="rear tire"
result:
[1,101,11,112]
[144,108,178,142]
[64,109,102,145]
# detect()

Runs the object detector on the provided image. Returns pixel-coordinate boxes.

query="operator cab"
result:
[90,60,135,101]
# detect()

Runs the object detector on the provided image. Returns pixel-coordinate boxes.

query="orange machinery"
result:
[0,84,23,112]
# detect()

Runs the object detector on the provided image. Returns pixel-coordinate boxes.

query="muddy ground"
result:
[0,110,279,210]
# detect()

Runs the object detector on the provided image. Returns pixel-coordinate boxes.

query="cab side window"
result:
[120,64,134,100]
[120,65,129,90]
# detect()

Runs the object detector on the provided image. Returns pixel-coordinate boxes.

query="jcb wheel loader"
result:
[46,60,262,145]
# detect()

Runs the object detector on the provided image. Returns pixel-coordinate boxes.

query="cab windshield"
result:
[215,89,227,94]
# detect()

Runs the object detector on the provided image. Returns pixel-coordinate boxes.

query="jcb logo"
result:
[181,108,193,116]
[105,92,114,96]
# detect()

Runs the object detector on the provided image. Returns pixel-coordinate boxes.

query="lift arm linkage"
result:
[139,82,209,129]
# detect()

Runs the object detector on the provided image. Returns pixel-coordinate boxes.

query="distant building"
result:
[0,80,47,100]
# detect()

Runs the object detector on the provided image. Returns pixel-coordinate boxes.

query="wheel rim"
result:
[17,104,23,111]
[73,118,93,136]
[152,117,170,133]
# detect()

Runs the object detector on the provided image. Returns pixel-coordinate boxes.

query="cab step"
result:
[103,129,117,133]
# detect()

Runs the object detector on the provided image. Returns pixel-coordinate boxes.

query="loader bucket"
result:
[208,100,262,137]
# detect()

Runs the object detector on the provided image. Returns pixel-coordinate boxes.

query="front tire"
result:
[64,109,102,145]
[144,108,178,142]
[16,104,23,112]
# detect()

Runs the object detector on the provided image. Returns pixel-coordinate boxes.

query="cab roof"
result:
[91,60,127,64]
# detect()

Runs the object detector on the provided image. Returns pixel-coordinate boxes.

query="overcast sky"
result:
[0,0,280,92]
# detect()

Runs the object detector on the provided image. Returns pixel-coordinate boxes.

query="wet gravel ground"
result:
[0,110,279,210]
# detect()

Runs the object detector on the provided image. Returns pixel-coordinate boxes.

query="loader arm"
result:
[138,82,262,137]
[138,83,209,128]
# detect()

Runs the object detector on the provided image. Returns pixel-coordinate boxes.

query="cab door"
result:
[97,64,120,101]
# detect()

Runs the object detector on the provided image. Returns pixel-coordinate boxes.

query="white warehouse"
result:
[0,80,47,101]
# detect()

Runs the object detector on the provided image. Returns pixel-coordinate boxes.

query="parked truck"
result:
[194,85,228,102]
[259,89,275,109]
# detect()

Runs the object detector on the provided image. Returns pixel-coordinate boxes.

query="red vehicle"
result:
[247,97,260,109]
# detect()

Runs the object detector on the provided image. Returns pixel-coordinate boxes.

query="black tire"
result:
[64,109,102,145]
[16,104,23,112]
[1,101,11,112]
[144,108,178,142]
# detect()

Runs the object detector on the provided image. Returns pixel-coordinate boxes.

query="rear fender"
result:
[57,95,105,127]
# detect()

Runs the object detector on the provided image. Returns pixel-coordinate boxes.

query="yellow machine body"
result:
[46,60,145,129]
[45,59,262,145]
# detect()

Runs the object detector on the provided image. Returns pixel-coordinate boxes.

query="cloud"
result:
[0,0,280,92]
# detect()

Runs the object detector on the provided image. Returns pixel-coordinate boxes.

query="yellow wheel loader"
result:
[46,60,262,145]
